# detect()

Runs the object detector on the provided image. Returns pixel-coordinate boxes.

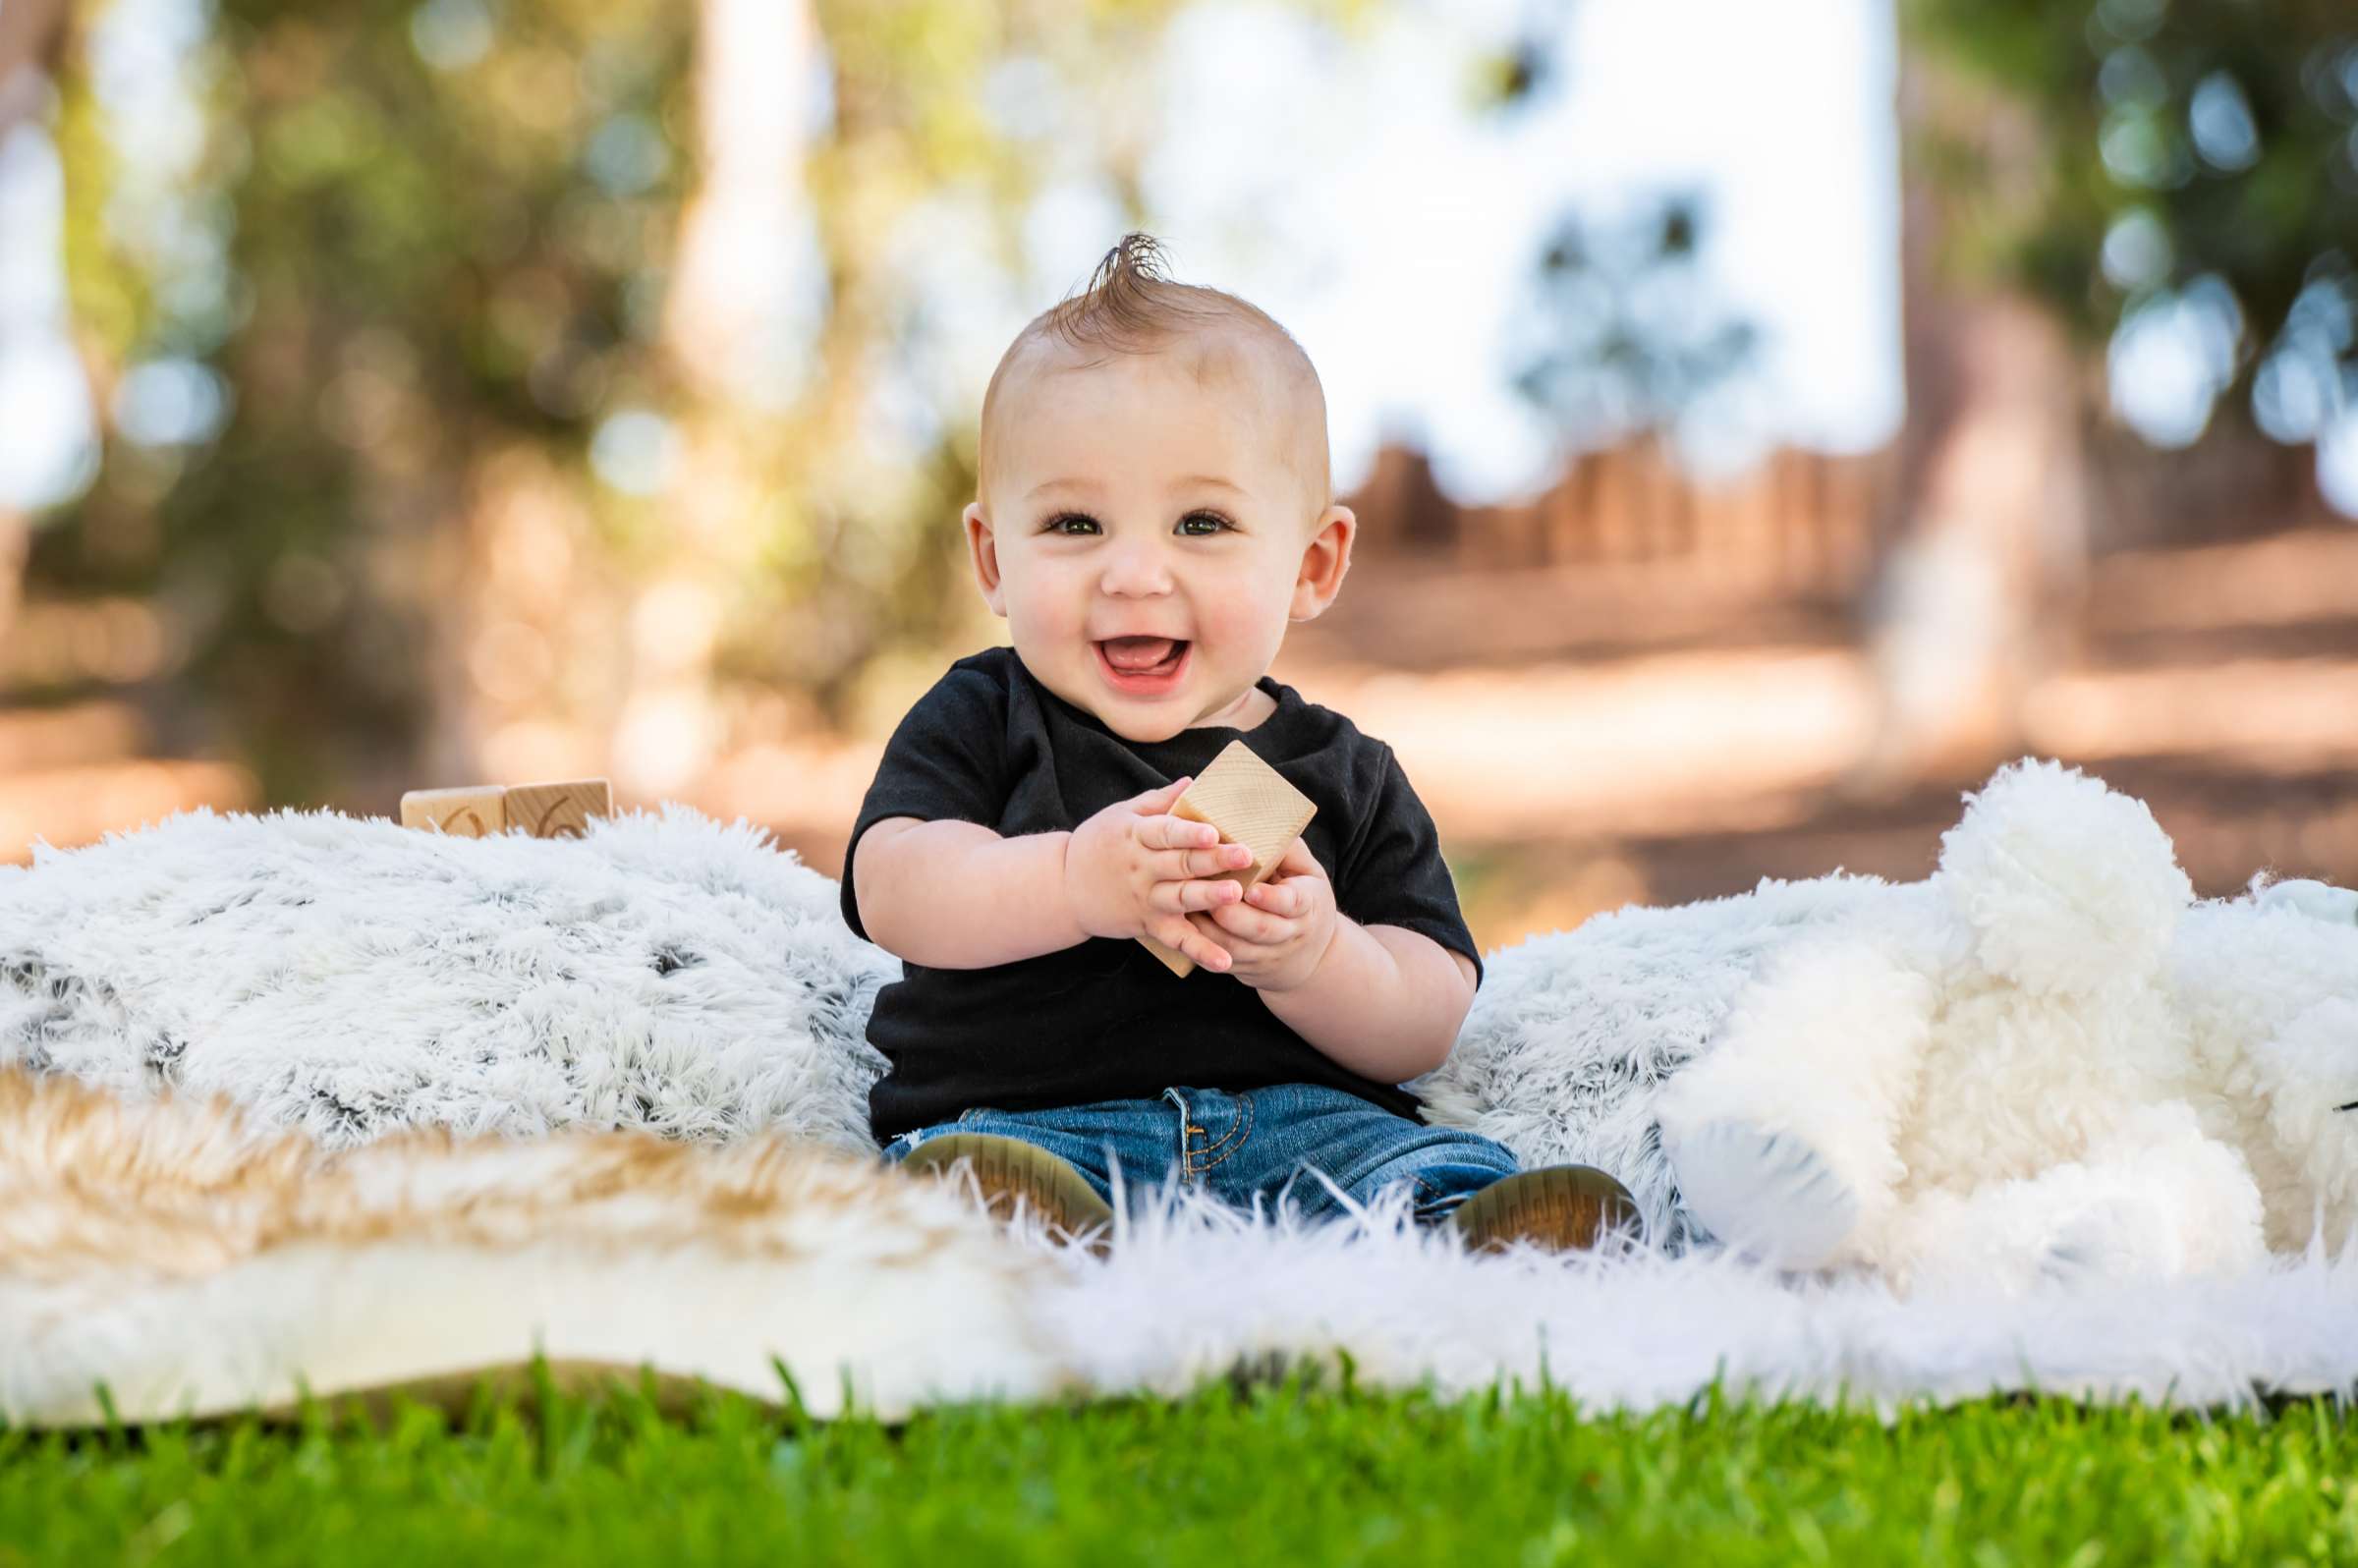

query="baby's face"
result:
[966,336,1349,742]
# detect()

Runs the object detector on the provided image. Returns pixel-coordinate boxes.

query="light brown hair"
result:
[978,233,1331,505]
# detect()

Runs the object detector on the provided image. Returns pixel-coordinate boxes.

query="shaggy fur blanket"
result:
[6,1070,2355,1428]
[3,792,2354,1425]
[0,800,1817,1237]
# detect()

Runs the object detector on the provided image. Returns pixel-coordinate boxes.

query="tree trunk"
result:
[0,511,25,655]
[0,0,76,655]
[0,0,71,134]
[601,0,820,802]
[1849,42,2089,793]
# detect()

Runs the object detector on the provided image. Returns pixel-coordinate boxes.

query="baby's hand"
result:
[1201,835,1338,993]
[1065,776,1255,973]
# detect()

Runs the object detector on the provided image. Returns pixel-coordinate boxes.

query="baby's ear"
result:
[963,501,1006,614]
[1289,504,1354,620]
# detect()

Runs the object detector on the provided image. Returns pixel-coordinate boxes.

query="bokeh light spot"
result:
[411,0,495,73]
[111,358,230,448]
[589,408,678,495]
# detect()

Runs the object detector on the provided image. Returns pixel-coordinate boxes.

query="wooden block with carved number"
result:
[399,778,612,840]
[1138,740,1317,979]
[398,784,508,839]
[500,778,610,839]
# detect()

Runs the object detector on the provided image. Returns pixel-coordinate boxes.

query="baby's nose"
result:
[1099,543,1173,593]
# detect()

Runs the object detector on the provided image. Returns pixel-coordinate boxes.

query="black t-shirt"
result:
[839,645,1485,1141]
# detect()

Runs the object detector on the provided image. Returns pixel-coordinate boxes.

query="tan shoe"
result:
[898,1132,1116,1254]
[1449,1164,1642,1255]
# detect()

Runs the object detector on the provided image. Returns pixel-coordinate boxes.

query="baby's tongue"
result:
[1103,636,1181,671]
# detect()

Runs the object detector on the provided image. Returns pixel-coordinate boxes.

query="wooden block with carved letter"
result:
[1138,740,1316,979]
[398,778,612,840]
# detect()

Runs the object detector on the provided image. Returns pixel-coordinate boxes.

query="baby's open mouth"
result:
[1097,636,1188,675]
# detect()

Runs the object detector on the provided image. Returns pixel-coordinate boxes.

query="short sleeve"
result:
[839,664,1008,942]
[1334,745,1484,989]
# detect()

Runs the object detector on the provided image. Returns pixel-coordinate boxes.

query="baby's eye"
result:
[1041,512,1234,536]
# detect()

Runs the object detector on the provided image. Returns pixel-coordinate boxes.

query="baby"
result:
[841,234,1633,1253]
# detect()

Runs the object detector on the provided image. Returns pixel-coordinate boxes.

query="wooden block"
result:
[1138,740,1316,979]
[399,784,506,838]
[398,778,611,840]
[501,778,611,839]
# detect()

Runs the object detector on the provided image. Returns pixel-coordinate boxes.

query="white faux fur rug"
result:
[1053,1185,2358,1413]
[0,1072,1063,1426]
[4,802,2355,1422]
[0,800,1880,1244]
[5,1070,2354,1427]
[0,804,898,1155]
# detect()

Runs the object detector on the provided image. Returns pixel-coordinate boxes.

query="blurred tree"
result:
[1851,42,2096,789]
[1479,8,1766,587]
[0,0,69,131]
[1857,1,2357,786]
[28,0,1381,810]
[0,0,74,657]
[1908,0,2356,449]
[1474,0,1762,467]
[1509,193,1759,463]
[35,0,700,806]
[1481,2,2351,784]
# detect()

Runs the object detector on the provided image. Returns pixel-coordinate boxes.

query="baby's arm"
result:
[853,817,1088,969]
[1259,918,1478,1083]
[1247,739,1482,1081]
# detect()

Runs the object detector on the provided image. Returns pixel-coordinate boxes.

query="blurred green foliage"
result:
[40,0,695,799]
[1905,0,2358,436]
[28,0,1376,804]
[41,0,2342,806]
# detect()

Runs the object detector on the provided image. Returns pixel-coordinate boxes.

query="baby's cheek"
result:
[1199,592,1279,645]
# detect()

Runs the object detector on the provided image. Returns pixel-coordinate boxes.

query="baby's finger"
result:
[1140,812,1218,852]
[1151,875,1242,916]
[1156,915,1230,972]
[1190,924,1236,973]
[1204,924,1276,965]
[1246,881,1296,917]
[1209,899,1286,944]
[1157,841,1254,881]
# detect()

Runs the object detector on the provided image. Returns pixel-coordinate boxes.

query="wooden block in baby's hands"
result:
[1138,740,1316,979]
[399,778,612,839]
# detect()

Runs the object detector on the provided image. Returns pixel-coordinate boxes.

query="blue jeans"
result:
[877,1084,1523,1227]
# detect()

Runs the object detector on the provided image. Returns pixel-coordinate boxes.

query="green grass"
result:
[4,1366,2355,1566]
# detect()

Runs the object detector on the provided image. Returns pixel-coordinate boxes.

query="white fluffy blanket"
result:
[1,805,897,1154]
[3,798,2354,1423]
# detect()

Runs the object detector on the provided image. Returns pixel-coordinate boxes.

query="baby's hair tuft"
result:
[1041,232,1225,353]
